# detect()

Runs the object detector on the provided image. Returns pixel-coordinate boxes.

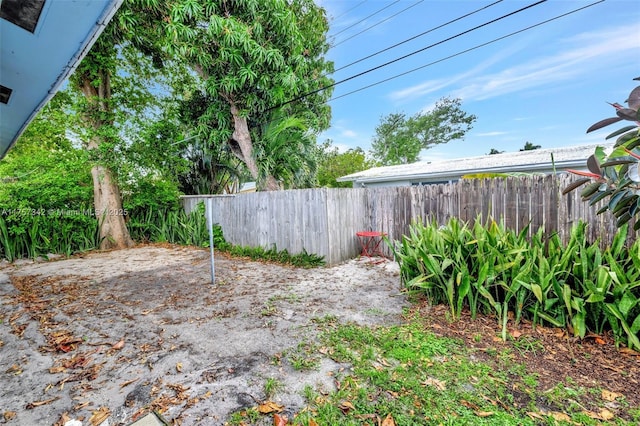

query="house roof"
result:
[338,143,611,185]
[0,0,124,159]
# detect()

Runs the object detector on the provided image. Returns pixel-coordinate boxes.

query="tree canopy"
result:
[370,97,476,166]
[317,140,373,188]
[164,0,334,190]
[520,142,541,151]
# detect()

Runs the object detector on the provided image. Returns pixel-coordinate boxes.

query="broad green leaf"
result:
[530,283,543,303]
[618,292,638,318]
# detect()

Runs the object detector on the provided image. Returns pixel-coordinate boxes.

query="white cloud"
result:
[452,24,640,102]
[388,43,523,103]
[388,23,639,105]
[341,129,358,138]
[476,131,508,137]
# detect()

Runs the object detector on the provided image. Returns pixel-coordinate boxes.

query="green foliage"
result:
[370,97,476,166]
[520,142,541,151]
[0,95,99,260]
[563,78,640,229]
[166,0,334,186]
[127,203,224,248]
[395,218,640,350]
[317,140,373,188]
[253,111,319,189]
[226,245,325,268]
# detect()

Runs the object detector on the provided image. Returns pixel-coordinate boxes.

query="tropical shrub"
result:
[564,78,640,229]
[395,217,640,350]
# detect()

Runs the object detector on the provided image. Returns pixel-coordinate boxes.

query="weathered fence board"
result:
[182,174,637,264]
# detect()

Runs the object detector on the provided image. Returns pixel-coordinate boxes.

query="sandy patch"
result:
[0,245,406,425]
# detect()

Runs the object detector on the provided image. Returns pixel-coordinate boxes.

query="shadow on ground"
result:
[0,244,406,425]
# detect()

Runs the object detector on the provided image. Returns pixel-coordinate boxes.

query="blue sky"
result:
[316,0,640,162]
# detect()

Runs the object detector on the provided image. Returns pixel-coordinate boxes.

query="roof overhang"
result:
[0,0,124,159]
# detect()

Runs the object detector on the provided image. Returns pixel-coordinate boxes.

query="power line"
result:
[329,0,605,103]
[331,0,368,23]
[332,0,424,48]
[330,0,400,39]
[268,0,547,112]
[333,0,504,73]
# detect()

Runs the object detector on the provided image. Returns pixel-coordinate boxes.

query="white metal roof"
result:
[338,143,611,184]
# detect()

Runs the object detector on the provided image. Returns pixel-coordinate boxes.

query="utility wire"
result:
[333,0,504,73]
[332,0,424,48]
[329,0,605,103]
[330,0,400,39]
[268,0,547,112]
[331,0,368,22]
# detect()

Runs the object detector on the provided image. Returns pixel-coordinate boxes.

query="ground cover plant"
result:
[0,200,324,268]
[229,309,640,426]
[394,217,640,351]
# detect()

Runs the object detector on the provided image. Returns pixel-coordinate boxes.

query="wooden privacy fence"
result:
[181,174,636,265]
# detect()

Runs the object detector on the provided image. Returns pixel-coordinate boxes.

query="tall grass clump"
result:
[126,202,226,248]
[0,208,101,261]
[395,217,640,350]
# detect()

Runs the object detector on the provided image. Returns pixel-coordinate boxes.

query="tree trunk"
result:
[80,72,134,250]
[229,103,280,191]
[91,163,134,249]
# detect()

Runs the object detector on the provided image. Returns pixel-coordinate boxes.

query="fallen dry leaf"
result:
[120,378,139,388]
[89,406,110,426]
[338,400,355,414]
[423,377,446,391]
[619,347,639,356]
[112,339,125,350]
[5,364,22,374]
[510,329,522,339]
[53,412,71,426]
[460,400,481,410]
[381,413,396,426]
[73,401,91,411]
[526,411,544,420]
[3,411,17,421]
[273,413,287,426]
[25,397,59,409]
[598,408,615,420]
[602,389,623,402]
[475,411,494,417]
[258,401,284,414]
[308,419,319,426]
[176,362,183,373]
[549,411,577,424]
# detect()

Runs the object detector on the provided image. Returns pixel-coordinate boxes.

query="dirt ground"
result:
[414,303,640,419]
[0,245,406,426]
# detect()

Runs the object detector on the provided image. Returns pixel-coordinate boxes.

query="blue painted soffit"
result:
[0,0,124,159]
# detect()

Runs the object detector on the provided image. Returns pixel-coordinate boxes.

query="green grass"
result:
[272,314,639,426]
[264,377,284,399]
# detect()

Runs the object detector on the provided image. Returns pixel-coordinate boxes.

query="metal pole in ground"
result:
[206,197,215,284]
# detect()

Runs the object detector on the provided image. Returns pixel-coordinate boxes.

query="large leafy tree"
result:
[70,0,172,249]
[370,97,476,166]
[317,140,373,188]
[164,0,334,191]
